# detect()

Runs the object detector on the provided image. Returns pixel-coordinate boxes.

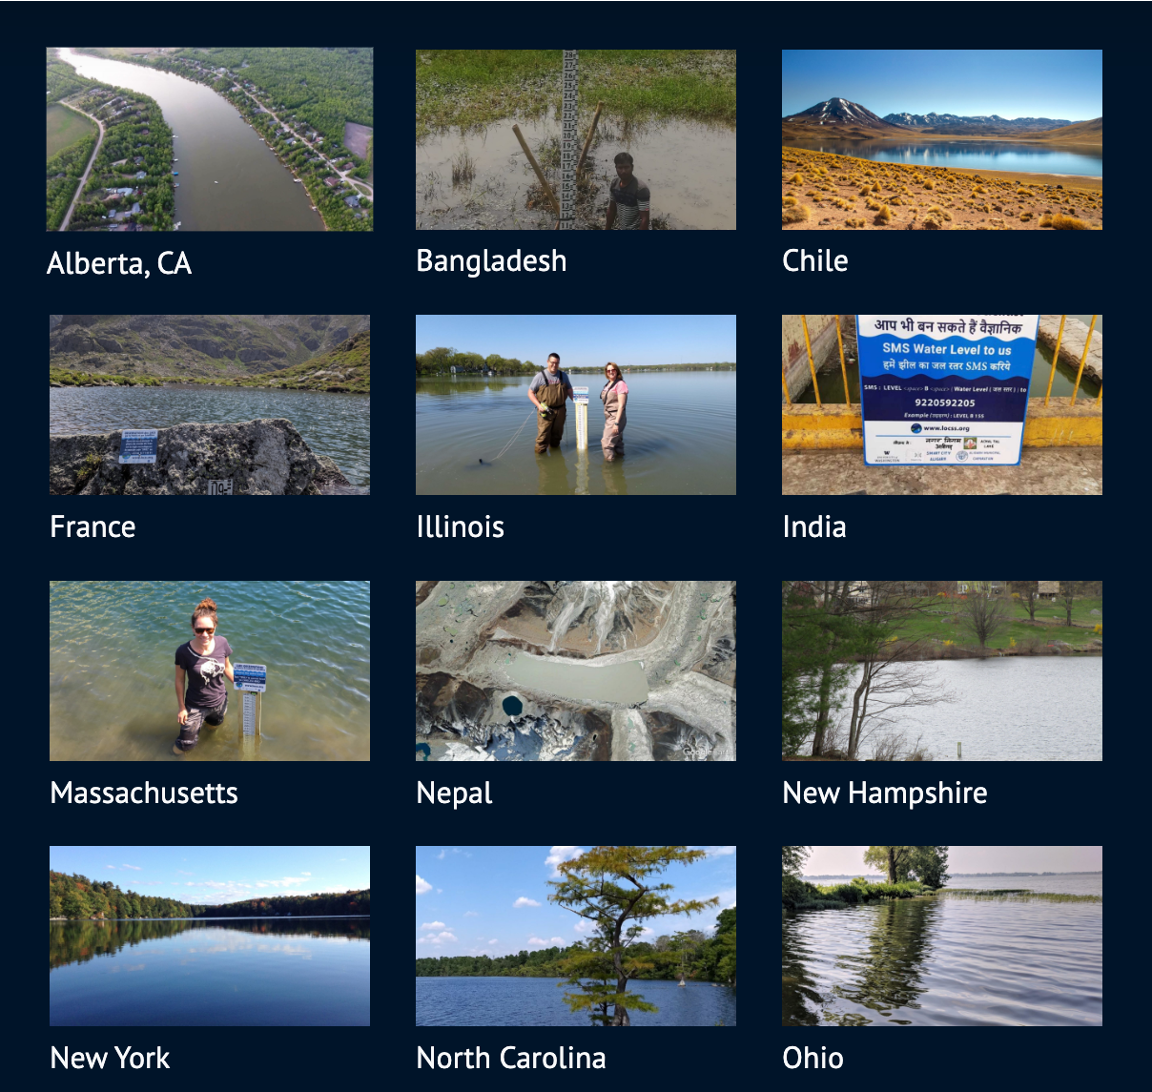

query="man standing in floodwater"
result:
[529,352,574,453]
[606,152,650,230]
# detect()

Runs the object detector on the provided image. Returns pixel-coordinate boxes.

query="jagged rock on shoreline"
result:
[48,417,364,495]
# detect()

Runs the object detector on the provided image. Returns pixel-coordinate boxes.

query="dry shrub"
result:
[923,180,936,190]
[789,172,803,184]
[871,183,881,192]
[782,195,798,207]
[975,184,988,194]
[1016,188,1031,197]
[1048,213,1090,230]
[1019,211,1034,221]
[844,218,866,229]
[981,204,992,213]
[873,205,893,224]
[782,205,811,224]
[889,195,903,206]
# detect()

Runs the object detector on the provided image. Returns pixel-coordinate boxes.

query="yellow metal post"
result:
[800,315,822,407]
[1043,315,1066,406]
[1069,315,1097,406]
[781,368,792,405]
[835,315,850,405]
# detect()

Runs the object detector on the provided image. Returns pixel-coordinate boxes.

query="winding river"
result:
[59,48,322,231]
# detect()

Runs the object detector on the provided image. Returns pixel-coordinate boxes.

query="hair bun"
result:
[197,597,217,612]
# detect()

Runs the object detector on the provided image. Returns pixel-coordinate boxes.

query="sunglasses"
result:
[195,626,215,635]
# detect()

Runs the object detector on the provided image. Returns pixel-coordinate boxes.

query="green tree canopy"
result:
[548,846,719,1025]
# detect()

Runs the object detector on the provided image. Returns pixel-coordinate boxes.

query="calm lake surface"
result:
[416,977,736,1026]
[50,385,370,487]
[506,653,649,703]
[783,883,1101,1026]
[51,918,369,1026]
[846,656,1102,760]
[783,138,1102,177]
[416,373,736,495]
[59,49,322,231]
[49,581,370,761]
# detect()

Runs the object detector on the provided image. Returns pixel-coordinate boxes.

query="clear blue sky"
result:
[782,51,1102,120]
[416,846,736,957]
[803,846,1102,876]
[415,315,736,368]
[50,846,370,905]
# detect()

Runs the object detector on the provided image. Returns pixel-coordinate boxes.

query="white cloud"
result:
[464,910,480,917]
[122,863,142,870]
[574,919,595,935]
[437,889,443,894]
[260,876,313,888]
[106,865,117,870]
[302,872,311,876]
[691,846,737,858]
[416,931,457,947]
[256,883,268,888]
[545,846,582,876]
[176,870,194,876]
[416,874,432,895]
[529,935,565,946]
[437,849,446,860]
[514,897,541,908]
[420,921,447,930]
[489,938,499,946]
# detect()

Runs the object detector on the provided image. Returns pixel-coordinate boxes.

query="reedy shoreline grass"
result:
[936,889,1101,903]
[417,50,736,139]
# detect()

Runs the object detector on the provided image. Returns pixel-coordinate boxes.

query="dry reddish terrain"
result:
[782,147,1102,230]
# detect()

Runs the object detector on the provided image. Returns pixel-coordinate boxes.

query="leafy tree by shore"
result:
[50,870,195,919]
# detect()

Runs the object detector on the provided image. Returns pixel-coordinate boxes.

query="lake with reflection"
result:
[783,880,1100,1026]
[783,138,1101,177]
[51,918,370,1025]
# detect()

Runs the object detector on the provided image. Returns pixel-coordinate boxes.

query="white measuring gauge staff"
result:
[573,387,589,449]
[233,664,267,739]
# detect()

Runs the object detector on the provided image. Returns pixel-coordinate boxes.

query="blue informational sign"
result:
[118,428,158,464]
[233,663,267,692]
[857,316,1040,466]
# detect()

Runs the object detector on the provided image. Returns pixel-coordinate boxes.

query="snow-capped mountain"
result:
[782,98,909,131]
[883,112,1076,133]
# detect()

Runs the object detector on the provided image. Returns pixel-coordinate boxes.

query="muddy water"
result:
[506,653,649,704]
[416,115,735,230]
[415,373,736,495]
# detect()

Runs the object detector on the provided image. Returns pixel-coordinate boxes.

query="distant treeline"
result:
[195,889,369,917]
[417,346,735,376]
[50,871,369,920]
[417,907,734,981]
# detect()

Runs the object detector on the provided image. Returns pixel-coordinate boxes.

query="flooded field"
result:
[416,114,735,230]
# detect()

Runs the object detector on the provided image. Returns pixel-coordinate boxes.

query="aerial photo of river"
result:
[59,48,321,231]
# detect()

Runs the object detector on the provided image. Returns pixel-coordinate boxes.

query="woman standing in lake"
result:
[600,363,629,459]
[173,597,234,755]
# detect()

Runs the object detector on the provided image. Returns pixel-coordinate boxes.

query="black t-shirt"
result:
[175,637,233,708]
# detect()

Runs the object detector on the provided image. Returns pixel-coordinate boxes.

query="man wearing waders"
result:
[529,353,574,453]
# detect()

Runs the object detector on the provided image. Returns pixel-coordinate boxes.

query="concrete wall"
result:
[781,315,844,402]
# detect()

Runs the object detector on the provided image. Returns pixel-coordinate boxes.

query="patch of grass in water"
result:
[937,889,1101,903]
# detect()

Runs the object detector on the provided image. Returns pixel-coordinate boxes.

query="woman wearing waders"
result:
[173,597,234,755]
[529,353,573,453]
[600,362,629,459]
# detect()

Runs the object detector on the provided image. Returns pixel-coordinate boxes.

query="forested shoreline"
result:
[50,871,369,920]
[416,907,735,982]
[417,346,735,376]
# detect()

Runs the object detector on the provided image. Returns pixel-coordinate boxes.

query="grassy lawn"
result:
[884,596,1101,650]
[416,49,736,139]
[46,103,96,160]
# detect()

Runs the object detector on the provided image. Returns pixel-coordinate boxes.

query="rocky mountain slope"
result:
[226,331,370,393]
[1014,116,1102,144]
[883,112,1076,134]
[48,315,370,379]
[416,581,736,762]
[783,98,913,141]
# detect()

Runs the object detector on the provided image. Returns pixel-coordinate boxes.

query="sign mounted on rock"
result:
[856,315,1040,467]
[118,429,158,464]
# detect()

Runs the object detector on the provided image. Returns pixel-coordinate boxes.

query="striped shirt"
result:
[609,175,650,229]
